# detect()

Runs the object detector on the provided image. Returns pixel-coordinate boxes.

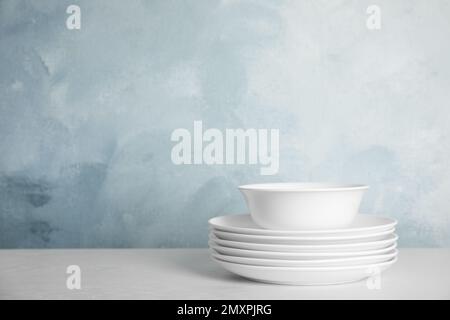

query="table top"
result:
[0,248,449,299]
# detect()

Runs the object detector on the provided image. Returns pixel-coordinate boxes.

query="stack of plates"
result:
[209,214,398,285]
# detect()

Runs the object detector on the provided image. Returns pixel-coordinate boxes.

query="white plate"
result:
[212,256,397,285]
[209,214,397,236]
[212,228,394,245]
[209,233,398,253]
[210,249,398,267]
[209,241,397,260]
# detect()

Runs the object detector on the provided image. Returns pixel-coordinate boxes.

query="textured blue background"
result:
[1,0,449,248]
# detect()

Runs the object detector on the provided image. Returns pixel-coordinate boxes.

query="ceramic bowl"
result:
[239,183,369,230]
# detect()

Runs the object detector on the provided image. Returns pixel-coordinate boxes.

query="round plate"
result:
[209,214,397,236]
[209,233,398,253]
[212,256,397,285]
[209,241,397,260]
[210,249,398,267]
[211,228,394,245]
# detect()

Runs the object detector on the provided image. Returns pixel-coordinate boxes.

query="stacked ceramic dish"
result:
[209,183,398,285]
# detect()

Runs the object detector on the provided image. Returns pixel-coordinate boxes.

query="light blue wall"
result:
[1,0,449,248]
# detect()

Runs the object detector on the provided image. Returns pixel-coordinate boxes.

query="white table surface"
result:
[0,248,449,300]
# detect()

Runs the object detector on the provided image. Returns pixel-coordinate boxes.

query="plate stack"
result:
[209,183,398,285]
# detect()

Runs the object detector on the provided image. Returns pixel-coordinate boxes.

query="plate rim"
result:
[210,249,398,266]
[212,255,398,271]
[209,214,397,236]
[209,233,398,250]
[209,241,398,257]
[211,227,395,242]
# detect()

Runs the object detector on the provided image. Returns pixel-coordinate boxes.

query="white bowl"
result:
[239,183,369,230]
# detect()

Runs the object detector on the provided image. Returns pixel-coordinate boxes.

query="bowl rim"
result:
[238,182,369,192]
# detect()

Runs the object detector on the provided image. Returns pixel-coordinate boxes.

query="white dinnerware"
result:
[210,233,398,253]
[210,249,398,267]
[211,228,394,245]
[209,182,398,285]
[209,241,397,260]
[209,214,396,236]
[239,183,368,230]
[213,256,397,285]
